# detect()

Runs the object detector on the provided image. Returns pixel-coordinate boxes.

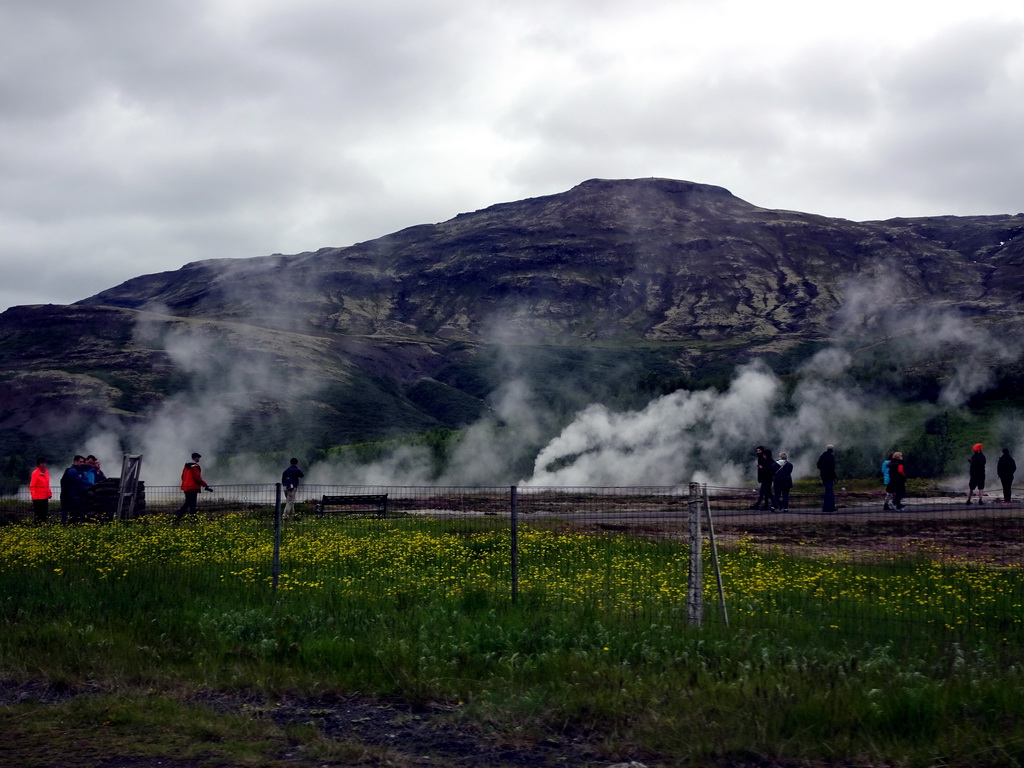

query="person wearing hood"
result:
[997,448,1016,505]
[174,452,212,520]
[966,443,986,505]
[771,452,794,513]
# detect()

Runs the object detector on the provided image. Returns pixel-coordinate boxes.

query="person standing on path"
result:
[29,457,52,523]
[281,457,304,518]
[997,447,1016,505]
[771,452,794,513]
[816,444,838,512]
[60,455,91,523]
[174,453,212,520]
[751,446,777,510]
[887,451,907,510]
[881,452,895,510]
[966,443,987,505]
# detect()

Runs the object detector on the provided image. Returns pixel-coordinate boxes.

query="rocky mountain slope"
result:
[1,178,1022,479]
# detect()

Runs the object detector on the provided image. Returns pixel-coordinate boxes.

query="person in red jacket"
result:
[29,457,53,523]
[174,452,212,520]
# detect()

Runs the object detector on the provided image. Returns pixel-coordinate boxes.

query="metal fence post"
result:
[272,482,282,592]
[687,482,704,626]
[510,485,519,603]
[703,484,728,627]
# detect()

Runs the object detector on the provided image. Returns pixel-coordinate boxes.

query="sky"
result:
[2,0,1023,312]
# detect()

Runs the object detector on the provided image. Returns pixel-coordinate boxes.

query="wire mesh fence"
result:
[2,481,1022,638]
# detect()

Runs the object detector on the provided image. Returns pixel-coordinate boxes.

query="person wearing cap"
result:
[174,452,212,520]
[966,443,986,505]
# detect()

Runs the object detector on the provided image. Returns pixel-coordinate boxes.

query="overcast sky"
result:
[2,0,1022,312]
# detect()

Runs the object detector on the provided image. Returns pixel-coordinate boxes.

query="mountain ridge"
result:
[1,177,1022,482]
[76,177,1024,345]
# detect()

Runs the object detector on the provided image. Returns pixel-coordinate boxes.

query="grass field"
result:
[2,514,1024,767]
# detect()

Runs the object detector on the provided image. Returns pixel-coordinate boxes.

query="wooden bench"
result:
[314,494,389,518]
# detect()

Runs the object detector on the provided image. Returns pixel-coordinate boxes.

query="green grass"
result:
[2,516,1024,766]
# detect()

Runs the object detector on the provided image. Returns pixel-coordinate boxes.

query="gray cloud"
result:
[2,1,1023,311]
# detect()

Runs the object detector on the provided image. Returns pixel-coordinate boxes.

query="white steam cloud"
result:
[520,359,888,487]
[70,274,1023,490]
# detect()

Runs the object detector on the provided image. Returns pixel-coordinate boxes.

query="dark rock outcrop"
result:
[1,177,1022,461]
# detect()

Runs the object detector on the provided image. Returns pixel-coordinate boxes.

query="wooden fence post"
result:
[688,482,704,626]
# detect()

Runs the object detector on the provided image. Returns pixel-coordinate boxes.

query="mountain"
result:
[1,178,1023,483]
[75,177,1024,342]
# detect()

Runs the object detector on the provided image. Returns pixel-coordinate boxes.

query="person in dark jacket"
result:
[887,451,907,510]
[816,444,838,512]
[997,448,1016,505]
[751,446,777,510]
[60,455,92,523]
[174,452,212,520]
[771,452,794,512]
[966,443,986,505]
[281,457,304,518]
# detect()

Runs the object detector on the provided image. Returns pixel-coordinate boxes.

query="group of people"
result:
[171,453,305,519]
[751,444,838,513]
[29,450,308,523]
[961,443,1016,506]
[28,454,108,523]
[751,441,1018,514]
[880,451,907,510]
[32,443,1020,522]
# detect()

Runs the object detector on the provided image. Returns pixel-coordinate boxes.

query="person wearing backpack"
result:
[887,451,907,510]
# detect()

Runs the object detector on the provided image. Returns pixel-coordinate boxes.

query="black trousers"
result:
[1001,476,1014,502]
[175,491,199,519]
[32,499,49,523]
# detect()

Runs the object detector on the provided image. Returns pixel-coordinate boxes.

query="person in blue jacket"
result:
[59,455,92,523]
[882,452,894,510]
